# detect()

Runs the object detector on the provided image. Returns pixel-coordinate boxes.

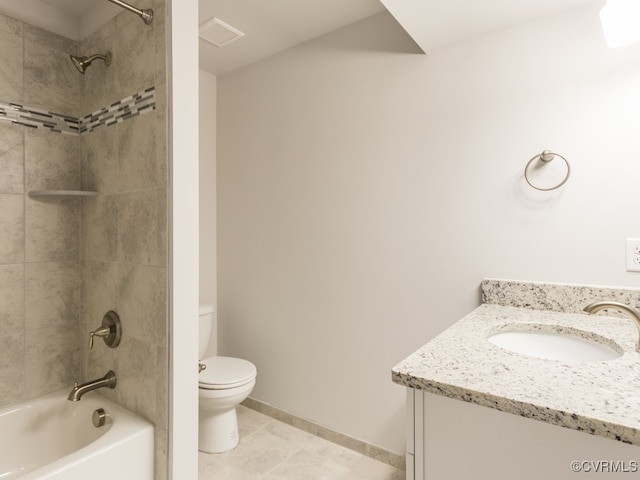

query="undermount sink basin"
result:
[487,327,622,362]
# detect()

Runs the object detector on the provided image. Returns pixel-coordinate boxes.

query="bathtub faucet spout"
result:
[67,370,117,401]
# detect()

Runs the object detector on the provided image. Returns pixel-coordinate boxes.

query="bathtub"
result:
[0,389,154,480]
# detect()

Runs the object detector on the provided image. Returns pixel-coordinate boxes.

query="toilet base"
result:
[199,405,240,453]
[198,375,256,454]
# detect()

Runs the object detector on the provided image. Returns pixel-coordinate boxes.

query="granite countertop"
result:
[392,279,640,445]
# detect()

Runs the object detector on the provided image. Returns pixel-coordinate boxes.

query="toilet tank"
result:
[199,304,215,359]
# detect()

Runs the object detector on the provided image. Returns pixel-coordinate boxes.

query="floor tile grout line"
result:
[242,408,308,479]
[237,407,277,442]
[257,445,305,480]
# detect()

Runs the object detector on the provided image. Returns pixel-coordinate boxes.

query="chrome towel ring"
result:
[524,150,571,191]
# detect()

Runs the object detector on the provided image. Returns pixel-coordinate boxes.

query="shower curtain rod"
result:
[106,0,154,25]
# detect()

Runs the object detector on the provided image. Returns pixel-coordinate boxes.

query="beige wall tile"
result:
[25,324,79,398]
[153,4,166,88]
[156,187,167,265]
[23,23,78,53]
[78,9,168,476]
[118,263,166,345]
[25,198,79,262]
[83,17,116,51]
[0,194,24,263]
[118,189,163,266]
[0,124,24,194]
[116,335,156,422]
[82,127,117,194]
[113,17,155,99]
[81,261,120,386]
[79,35,116,112]
[25,261,79,331]
[25,128,81,191]
[0,29,23,102]
[24,39,80,116]
[81,260,119,327]
[0,264,24,335]
[0,9,167,478]
[82,195,118,262]
[155,344,168,431]
[154,84,167,188]
[117,112,158,191]
[154,427,168,480]
[0,334,25,407]
[0,13,22,36]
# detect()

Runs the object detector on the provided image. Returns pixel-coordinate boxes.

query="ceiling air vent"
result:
[199,17,245,47]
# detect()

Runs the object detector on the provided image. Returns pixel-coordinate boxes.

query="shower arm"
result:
[106,0,153,25]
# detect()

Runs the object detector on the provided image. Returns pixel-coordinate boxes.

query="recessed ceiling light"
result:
[199,17,245,47]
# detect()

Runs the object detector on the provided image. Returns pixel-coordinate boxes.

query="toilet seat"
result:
[199,356,257,390]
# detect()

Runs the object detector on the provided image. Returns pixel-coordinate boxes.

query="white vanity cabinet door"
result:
[409,390,640,480]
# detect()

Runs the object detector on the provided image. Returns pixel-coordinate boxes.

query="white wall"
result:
[168,0,199,478]
[216,5,640,455]
[200,70,218,357]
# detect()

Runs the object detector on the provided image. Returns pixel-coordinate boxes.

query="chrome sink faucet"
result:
[584,301,640,352]
[67,370,117,401]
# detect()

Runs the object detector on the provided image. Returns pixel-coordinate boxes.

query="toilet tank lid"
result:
[199,304,214,315]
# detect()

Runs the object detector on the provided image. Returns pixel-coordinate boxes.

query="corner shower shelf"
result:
[28,190,98,198]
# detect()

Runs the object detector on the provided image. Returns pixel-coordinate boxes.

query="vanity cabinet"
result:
[395,280,640,480]
[405,389,640,480]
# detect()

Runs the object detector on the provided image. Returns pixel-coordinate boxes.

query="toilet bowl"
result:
[198,356,257,453]
[198,305,257,453]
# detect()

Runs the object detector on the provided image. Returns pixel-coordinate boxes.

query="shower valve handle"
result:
[88,311,122,350]
[89,326,111,350]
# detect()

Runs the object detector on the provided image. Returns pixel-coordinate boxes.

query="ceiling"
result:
[0,0,120,40]
[198,0,386,75]
[0,0,606,75]
[380,0,605,53]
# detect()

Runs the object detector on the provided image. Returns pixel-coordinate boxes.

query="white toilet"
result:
[198,305,257,453]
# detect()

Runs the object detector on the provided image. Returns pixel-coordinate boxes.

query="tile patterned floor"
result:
[199,406,405,480]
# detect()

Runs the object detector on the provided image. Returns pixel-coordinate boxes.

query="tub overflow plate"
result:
[92,408,107,428]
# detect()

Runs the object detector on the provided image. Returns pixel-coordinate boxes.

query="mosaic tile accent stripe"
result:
[0,86,155,136]
[0,101,80,134]
[79,87,156,134]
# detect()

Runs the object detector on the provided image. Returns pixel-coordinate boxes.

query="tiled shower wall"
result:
[80,3,168,478]
[0,2,168,479]
[0,12,82,408]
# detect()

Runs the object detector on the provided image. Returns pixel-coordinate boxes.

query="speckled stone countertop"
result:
[392,279,640,445]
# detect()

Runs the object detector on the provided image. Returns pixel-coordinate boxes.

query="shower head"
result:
[70,52,112,74]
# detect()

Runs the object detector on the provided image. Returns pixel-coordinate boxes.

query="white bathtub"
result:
[0,389,154,480]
